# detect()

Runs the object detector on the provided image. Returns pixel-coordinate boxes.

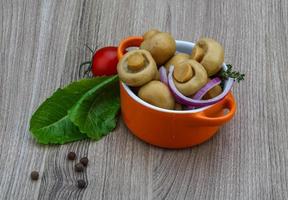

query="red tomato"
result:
[91,46,118,76]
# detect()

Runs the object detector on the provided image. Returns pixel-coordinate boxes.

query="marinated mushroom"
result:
[191,38,224,76]
[138,80,175,110]
[140,29,176,65]
[173,60,208,96]
[143,29,160,40]
[117,49,157,87]
[203,83,223,99]
[164,53,190,70]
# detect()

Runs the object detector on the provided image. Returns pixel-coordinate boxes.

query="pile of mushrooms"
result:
[117,29,227,110]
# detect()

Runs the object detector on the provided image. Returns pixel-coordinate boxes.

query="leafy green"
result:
[220,64,245,83]
[29,76,120,144]
[68,75,120,140]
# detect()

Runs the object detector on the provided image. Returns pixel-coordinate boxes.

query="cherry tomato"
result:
[91,46,118,76]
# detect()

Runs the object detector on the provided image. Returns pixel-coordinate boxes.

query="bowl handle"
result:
[195,92,237,126]
[117,36,144,59]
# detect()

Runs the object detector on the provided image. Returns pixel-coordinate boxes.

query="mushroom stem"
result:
[127,53,145,71]
[173,63,193,83]
[191,45,205,62]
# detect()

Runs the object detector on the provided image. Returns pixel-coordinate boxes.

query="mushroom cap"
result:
[173,60,208,96]
[117,49,157,87]
[138,80,175,110]
[191,38,224,76]
[140,32,176,65]
[143,29,160,40]
[164,53,190,70]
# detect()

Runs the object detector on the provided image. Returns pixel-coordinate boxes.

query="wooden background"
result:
[1,0,288,199]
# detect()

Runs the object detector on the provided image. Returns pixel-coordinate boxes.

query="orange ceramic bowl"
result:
[118,36,236,149]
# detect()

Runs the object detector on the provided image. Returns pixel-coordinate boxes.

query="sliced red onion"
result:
[192,77,222,100]
[168,66,234,107]
[159,66,168,84]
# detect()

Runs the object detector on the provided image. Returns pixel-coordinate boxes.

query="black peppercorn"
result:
[75,163,84,172]
[80,157,89,167]
[77,179,86,189]
[31,171,39,180]
[67,152,76,160]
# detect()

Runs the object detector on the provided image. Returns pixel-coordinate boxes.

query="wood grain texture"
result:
[0,0,288,199]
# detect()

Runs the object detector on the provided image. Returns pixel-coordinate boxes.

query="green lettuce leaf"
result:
[68,75,120,140]
[29,77,118,144]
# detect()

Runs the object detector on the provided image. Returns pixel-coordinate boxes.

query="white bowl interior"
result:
[122,40,228,114]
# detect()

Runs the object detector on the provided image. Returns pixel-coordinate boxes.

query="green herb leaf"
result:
[220,64,245,83]
[29,77,117,144]
[68,75,120,140]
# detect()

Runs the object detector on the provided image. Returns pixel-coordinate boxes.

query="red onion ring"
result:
[159,66,168,84]
[168,66,234,107]
[192,77,222,100]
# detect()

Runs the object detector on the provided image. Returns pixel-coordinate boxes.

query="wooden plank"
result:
[0,0,287,199]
